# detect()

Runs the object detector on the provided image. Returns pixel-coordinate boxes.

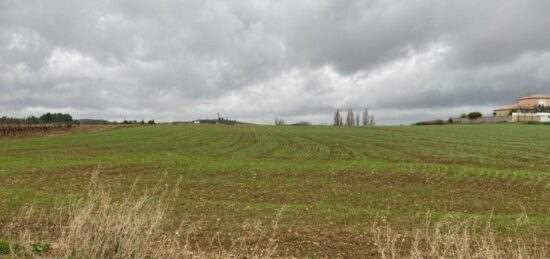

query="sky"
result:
[1,0,550,125]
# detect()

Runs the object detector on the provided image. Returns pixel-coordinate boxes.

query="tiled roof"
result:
[494,104,519,111]
[518,94,550,100]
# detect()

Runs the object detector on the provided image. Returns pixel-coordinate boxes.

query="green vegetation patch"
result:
[2,124,550,256]
[0,240,9,255]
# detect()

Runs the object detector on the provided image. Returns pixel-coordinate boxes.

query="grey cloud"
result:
[1,0,550,124]
[271,0,441,74]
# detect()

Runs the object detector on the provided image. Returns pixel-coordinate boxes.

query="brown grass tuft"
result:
[2,169,547,258]
[370,213,548,258]
[2,169,282,258]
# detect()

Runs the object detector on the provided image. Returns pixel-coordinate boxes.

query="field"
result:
[1,124,550,257]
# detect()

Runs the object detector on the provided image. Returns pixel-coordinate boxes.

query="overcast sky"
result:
[2,0,550,125]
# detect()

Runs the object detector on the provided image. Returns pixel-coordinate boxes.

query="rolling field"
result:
[1,124,550,257]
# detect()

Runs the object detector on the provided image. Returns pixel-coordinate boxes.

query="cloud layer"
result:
[2,0,550,124]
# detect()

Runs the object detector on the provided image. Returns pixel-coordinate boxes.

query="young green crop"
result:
[1,124,550,256]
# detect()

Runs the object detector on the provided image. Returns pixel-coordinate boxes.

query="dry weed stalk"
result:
[2,169,282,258]
[58,181,166,257]
[370,212,548,259]
[3,169,547,258]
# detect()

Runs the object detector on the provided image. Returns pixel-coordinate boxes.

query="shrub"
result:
[467,112,482,119]
[31,242,50,255]
[0,240,9,255]
[292,121,311,126]
[413,120,447,125]
[533,104,550,113]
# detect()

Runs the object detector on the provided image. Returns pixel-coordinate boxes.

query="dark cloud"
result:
[1,0,550,124]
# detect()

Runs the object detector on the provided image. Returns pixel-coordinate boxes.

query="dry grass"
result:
[1,170,282,258]
[370,213,548,258]
[1,170,548,258]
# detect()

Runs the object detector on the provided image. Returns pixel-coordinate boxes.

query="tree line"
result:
[0,113,73,124]
[122,119,156,125]
[274,108,375,126]
[334,108,375,126]
[1,113,163,126]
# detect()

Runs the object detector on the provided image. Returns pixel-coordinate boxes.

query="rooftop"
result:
[494,104,519,111]
[518,94,550,100]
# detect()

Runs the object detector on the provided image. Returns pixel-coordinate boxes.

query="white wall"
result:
[512,112,550,122]
[539,113,550,122]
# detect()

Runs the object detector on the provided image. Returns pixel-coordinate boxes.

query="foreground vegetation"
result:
[1,124,550,257]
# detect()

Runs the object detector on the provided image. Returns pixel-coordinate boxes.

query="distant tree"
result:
[292,121,311,126]
[38,113,72,123]
[460,113,467,118]
[533,105,550,113]
[334,109,342,126]
[369,114,375,126]
[355,114,360,126]
[362,108,369,126]
[77,119,111,125]
[147,119,156,125]
[26,116,40,124]
[414,119,446,125]
[467,112,482,119]
[122,120,140,124]
[58,113,72,123]
[39,113,54,123]
[346,108,354,126]
[274,117,285,126]
[64,113,73,123]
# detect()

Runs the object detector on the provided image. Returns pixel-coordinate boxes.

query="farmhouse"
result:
[494,94,550,116]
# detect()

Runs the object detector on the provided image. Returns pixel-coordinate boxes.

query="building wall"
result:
[512,113,539,123]
[494,109,512,116]
[539,113,550,122]
[455,116,511,124]
[511,112,550,123]
[517,97,550,108]
[494,96,550,117]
